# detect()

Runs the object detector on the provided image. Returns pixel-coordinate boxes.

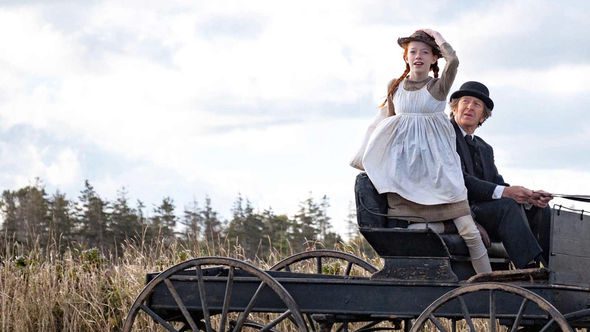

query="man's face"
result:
[454,96,485,134]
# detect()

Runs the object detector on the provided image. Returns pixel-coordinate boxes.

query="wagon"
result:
[123,174,590,331]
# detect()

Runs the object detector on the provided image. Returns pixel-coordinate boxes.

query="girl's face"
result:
[405,41,438,75]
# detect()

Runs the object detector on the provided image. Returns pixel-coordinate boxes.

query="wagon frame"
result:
[124,193,590,331]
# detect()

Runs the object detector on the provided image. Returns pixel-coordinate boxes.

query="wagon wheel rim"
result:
[543,308,590,331]
[564,308,590,329]
[270,250,378,276]
[409,282,573,332]
[123,256,309,332]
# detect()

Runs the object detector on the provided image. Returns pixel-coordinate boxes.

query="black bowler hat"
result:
[449,81,494,110]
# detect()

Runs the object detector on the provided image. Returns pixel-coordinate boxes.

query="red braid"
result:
[379,47,410,114]
[379,64,409,115]
[431,61,439,78]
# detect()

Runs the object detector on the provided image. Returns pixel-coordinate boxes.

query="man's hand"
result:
[502,186,553,208]
[529,190,553,208]
[502,186,533,204]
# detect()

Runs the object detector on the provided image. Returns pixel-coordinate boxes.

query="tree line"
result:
[0,179,361,258]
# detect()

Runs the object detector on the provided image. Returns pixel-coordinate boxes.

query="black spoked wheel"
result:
[271,251,384,332]
[123,257,309,332]
[409,282,573,332]
[270,250,378,276]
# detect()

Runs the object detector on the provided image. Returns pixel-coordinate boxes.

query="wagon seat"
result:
[354,173,510,281]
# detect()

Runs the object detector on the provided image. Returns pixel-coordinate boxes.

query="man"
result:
[449,81,552,269]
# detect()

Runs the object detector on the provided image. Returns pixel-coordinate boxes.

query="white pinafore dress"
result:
[362,82,467,206]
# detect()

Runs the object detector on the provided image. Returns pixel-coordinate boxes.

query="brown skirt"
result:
[387,193,470,222]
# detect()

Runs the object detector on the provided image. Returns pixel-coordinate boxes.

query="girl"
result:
[352,29,491,274]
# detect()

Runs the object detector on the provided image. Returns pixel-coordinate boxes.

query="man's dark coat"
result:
[451,118,548,268]
[452,119,508,201]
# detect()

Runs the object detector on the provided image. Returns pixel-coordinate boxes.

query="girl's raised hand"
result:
[421,29,446,45]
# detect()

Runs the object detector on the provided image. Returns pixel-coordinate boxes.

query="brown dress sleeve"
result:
[427,42,459,101]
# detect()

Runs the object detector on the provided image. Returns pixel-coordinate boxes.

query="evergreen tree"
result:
[136,199,147,231]
[345,201,359,241]
[323,231,343,248]
[77,180,109,249]
[291,194,321,250]
[1,190,21,241]
[317,195,331,241]
[202,196,222,243]
[110,188,142,249]
[0,180,50,246]
[0,178,350,253]
[260,208,291,256]
[242,201,265,257]
[226,194,246,246]
[181,198,202,243]
[226,195,264,258]
[150,197,177,241]
[315,195,342,248]
[48,190,75,246]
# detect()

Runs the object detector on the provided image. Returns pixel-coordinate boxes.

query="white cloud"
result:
[45,149,80,187]
[0,8,79,76]
[1,0,590,236]
[0,141,80,189]
[473,65,590,95]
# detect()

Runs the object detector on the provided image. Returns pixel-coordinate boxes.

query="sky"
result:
[1,0,589,236]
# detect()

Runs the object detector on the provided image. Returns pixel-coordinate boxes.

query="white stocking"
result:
[453,215,492,274]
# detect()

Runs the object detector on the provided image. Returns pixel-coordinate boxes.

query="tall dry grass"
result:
[4,236,575,332]
[0,236,378,331]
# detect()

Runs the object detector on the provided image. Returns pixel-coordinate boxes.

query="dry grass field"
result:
[2,237,579,332]
[0,237,382,331]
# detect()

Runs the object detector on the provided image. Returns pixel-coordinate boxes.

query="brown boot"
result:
[476,222,491,249]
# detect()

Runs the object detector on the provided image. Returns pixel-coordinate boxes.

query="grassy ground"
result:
[3,238,579,332]
[0,237,380,331]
